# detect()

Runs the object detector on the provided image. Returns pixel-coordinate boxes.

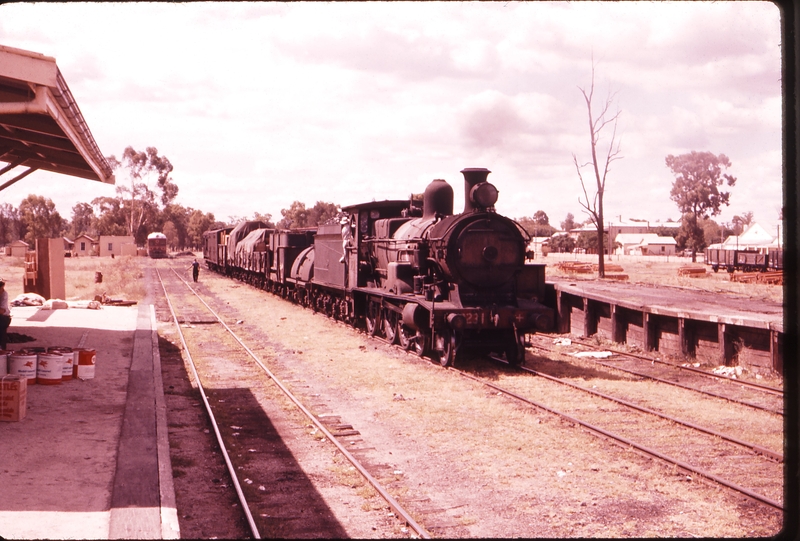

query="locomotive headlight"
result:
[447,313,467,330]
[470,182,499,209]
[483,246,499,262]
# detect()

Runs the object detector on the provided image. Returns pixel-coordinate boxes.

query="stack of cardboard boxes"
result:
[0,375,27,422]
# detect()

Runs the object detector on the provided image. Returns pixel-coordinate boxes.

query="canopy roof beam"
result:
[0,165,39,192]
[0,45,114,189]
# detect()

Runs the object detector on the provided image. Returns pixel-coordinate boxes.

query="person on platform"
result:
[189,259,200,283]
[0,279,11,350]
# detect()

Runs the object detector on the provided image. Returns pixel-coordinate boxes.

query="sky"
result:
[0,1,783,234]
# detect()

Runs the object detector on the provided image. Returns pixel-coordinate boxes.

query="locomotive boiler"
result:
[204,167,553,367]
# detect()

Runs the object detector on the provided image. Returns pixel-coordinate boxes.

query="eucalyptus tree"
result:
[106,146,177,238]
[666,151,736,262]
[18,194,64,245]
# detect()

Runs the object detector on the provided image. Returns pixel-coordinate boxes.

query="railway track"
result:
[453,358,783,511]
[337,311,785,510]
[527,334,783,415]
[155,266,429,539]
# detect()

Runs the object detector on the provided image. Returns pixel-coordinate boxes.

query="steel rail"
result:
[155,269,262,539]
[168,267,431,539]
[529,341,782,415]
[565,336,783,395]
[517,365,783,462]
[453,366,783,511]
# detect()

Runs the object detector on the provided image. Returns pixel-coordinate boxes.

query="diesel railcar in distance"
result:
[146,232,168,258]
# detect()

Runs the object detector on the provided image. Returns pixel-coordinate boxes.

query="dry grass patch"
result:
[65,256,146,301]
[544,253,782,304]
[0,254,147,302]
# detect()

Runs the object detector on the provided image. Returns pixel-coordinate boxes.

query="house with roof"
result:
[98,235,135,257]
[62,237,74,255]
[572,217,681,255]
[527,236,553,256]
[73,234,96,257]
[706,223,780,252]
[5,239,29,257]
[614,233,677,256]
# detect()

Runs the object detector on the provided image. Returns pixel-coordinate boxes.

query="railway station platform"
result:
[0,302,179,540]
[547,277,784,373]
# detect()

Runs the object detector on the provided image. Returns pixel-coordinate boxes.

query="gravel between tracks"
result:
[156,260,783,538]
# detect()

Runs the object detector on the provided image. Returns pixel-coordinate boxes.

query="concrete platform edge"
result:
[152,304,180,539]
[107,304,179,539]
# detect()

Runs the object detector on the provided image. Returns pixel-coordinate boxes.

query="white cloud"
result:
[0,1,782,232]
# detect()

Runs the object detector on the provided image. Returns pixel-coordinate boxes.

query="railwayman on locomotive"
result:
[339,214,354,264]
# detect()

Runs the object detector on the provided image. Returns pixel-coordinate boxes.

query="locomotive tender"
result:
[203,168,553,366]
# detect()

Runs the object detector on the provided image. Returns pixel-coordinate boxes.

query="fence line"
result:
[533,252,704,264]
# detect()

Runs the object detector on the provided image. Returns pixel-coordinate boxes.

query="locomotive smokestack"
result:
[422,178,454,219]
[461,167,492,213]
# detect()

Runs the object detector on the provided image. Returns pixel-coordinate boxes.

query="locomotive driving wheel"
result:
[438,329,460,367]
[365,300,381,337]
[411,331,430,357]
[382,308,398,344]
[397,323,413,350]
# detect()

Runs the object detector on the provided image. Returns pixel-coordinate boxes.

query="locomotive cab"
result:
[341,199,417,290]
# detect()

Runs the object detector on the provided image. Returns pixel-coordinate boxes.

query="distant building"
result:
[527,236,553,256]
[73,234,96,257]
[614,233,677,256]
[5,239,29,257]
[98,235,135,257]
[572,218,681,255]
[706,223,781,252]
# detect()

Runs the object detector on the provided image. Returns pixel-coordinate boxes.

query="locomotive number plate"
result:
[464,311,488,326]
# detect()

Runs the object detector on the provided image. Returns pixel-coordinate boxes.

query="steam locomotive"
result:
[203,168,553,366]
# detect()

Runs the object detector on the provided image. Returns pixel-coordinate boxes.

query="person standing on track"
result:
[189,259,200,283]
[0,279,11,350]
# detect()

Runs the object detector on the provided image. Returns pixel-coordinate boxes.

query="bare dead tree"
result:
[572,63,622,278]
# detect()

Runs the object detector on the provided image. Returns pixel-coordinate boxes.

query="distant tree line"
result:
[0,144,765,259]
[516,199,752,257]
[0,192,221,252]
[0,145,342,252]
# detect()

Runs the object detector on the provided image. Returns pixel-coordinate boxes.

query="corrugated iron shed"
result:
[0,44,114,190]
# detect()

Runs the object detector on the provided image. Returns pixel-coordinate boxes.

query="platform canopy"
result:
[0,44,114,192]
